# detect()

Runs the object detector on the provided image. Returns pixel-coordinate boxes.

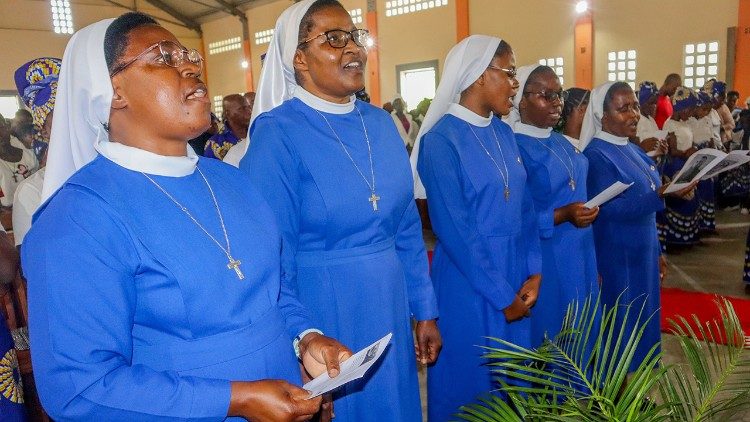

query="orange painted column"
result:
[734,0,750,97]
[242,39,254,91]
[456,0,470,42]
[366,6,381,106]
[574,10,594,90]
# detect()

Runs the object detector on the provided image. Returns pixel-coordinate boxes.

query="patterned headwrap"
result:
[702,78,726,101]
[14,58,62,129]
[637,81,658,106]
[696,91,712,107]
[672,86,698,113]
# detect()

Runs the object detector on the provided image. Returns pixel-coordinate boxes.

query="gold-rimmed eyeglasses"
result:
[110,40,203,77]
[487,65,518,79]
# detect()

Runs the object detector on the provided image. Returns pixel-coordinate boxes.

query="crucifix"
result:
[369,192,381,211]
[227,256,244,280]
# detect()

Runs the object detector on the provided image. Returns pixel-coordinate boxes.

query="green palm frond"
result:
[457,294,669,421]
[657,298,750,422]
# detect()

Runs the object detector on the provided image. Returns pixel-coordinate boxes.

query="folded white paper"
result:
[584,181,633,209]
[665,149,750,193]
[304,333,392,399]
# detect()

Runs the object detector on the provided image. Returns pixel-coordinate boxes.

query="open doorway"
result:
[396,60,438,112]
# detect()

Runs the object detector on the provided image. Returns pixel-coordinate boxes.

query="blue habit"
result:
[515,128,599,348]
[241,98,438,421]
[23,156,309,421]
[584,138,664,372]
[417,112,542,421]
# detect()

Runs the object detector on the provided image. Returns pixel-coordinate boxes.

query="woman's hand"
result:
[556,202,599,228]
[229,380,322,422]
[659,254,668,284]
[639,137,660,153]
[415,319,442,365]
[299,333,353,379]
[659,181,698,199]
[519,274,542,308]
[503,294,530,322]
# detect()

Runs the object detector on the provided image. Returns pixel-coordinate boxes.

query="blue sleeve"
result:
[418,132,517,310]
[395,199,439,321]
[517,146,555,239]
[24,189,229,422]
[522,180,543,275]
[586,148,665,221]
[241,117,315,341]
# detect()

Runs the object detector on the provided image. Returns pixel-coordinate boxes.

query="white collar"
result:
[447,103,492,127]
[514,122,553,138]
[96,140,198,177]
[595,130,629,146]
[293,86,355,114]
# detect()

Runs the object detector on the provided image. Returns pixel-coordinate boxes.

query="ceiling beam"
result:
[100,0,193,30]
[144,0,203,35]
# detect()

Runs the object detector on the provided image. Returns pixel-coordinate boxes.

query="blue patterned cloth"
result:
[638,81,658,106]
[14,58,61,160]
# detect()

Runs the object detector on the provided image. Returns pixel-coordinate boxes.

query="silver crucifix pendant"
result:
[227,257,244,280]
[369,192,381,211]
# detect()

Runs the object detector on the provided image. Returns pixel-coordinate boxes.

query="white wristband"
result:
[293,328,324,359]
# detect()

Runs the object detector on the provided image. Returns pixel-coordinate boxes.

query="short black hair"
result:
[15,109,32,120]
[728,90,740,99]
[603,82,633,111]
[298,0,346,47]
[562,87,590,119]
[524,65,556,91]
[494,40,512,58]
[15,123,34,139]
[104,12,159,74]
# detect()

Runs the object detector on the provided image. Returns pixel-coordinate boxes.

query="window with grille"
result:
[385,0,449,17]
[607,50,637,89]
[538,57,565,86]
[350,9,363,24]
[254,30,274,46]
[209,37,241,55]
[683,41,719,89]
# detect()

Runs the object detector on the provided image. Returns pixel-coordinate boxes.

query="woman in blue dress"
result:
[23,13,351,421]
[236,1,441,420]
[581,82,694,372]
[508,64,599,348]
[413,35,542,421]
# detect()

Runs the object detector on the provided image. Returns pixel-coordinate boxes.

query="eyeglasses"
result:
[487,65,517,79]
[110,40,203,77]
[524,89,569,103]
[298,29,371,49]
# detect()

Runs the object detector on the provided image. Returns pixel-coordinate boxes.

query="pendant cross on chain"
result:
[227,257,244,280]
[369,192,381,211]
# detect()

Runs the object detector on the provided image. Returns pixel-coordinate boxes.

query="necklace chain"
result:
[614,145,657,191]
[141,167,245,279]
[315,107,381,211]
[533,135,577,191]
[468,123,511,201]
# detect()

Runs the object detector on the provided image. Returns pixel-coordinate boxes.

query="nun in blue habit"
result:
[233,1,441,420]
[507,64,599,349]
[581,82,695,372]
[412,36,542,421]
[23,13,351,421]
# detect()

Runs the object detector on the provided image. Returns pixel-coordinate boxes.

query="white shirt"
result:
[636,115,660,141]
[689,116,717,147]
[0,148,39,207]
[663,119,693,152]
[12,167,44,246]
[391,111,418,148]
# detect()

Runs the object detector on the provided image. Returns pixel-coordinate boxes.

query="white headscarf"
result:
[42,19,114,202]
[223,0,316,167]
[579,82,616,150]
[409,35,501,199]
[503,64,541,129]
[43,18,199,202]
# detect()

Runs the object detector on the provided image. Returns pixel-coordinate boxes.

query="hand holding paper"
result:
[585,182,633,209]
[304,333,392,399]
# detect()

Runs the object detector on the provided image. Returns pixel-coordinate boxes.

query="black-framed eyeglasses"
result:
[298,29,371,49]
[524,89,569,103]
[487,65,517,79]
[110,40,203,77]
